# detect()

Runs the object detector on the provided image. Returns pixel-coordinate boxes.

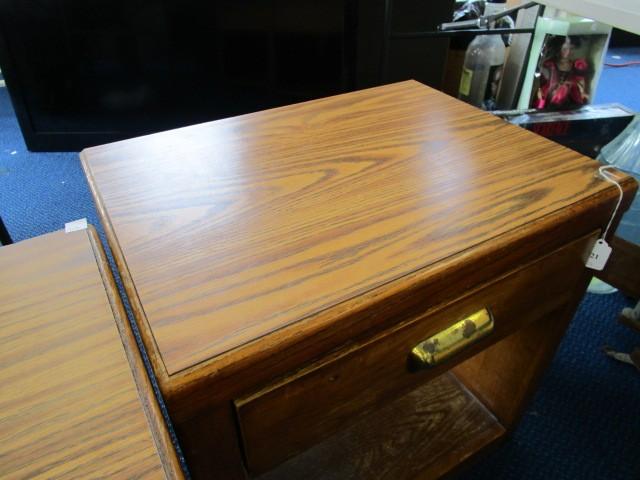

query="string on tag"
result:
[585,165,625,271]
[598,165,624,240]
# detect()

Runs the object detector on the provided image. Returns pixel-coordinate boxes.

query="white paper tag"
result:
[65,218,88,233]
[586,239,612,271]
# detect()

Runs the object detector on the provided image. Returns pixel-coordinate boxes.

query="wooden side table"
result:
[81,81,637,479]
[0,226,183,479]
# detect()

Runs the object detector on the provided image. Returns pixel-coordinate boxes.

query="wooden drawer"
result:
[234,232,596,475]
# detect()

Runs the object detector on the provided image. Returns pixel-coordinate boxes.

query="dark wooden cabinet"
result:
[0,0,454,151]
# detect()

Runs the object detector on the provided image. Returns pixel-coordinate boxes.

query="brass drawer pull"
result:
[410,308,493,368]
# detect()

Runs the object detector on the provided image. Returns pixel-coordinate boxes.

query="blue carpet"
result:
[0,100,98,240]
[596,47,640,111]
[1,48,639,480]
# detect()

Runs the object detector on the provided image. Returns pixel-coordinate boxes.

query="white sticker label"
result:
[65,218,88,233]
[586,239,612,271]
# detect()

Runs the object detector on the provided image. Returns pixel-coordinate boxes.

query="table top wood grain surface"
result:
[81,80,636,382]
[0,228,183,479]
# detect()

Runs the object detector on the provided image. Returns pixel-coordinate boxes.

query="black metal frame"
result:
[379,0,537,83]
[392,28,535,39]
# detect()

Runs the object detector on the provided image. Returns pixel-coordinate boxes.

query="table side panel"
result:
[86,226,185,479]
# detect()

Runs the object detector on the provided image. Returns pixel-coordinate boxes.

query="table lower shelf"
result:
[258,372,506,480]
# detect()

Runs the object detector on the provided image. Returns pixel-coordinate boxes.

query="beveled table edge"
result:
[85,225,185,479]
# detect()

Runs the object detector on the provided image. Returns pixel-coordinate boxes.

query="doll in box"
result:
[536,36,590,110]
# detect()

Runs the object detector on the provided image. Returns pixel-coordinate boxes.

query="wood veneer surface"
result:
[0,229,181,479]
[81,80,633,375]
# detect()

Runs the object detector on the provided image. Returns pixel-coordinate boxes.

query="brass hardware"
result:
[410,308,493,368]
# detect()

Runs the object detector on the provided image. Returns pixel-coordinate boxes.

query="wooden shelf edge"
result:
[256,372,506,480]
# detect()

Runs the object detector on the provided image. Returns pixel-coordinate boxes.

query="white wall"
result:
[536,0,640,34]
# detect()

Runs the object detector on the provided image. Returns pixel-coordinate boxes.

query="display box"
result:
[495,103,635,158]
[517,15,611,111]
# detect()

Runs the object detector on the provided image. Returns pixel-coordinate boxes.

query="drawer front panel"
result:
[235,233,595,474]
